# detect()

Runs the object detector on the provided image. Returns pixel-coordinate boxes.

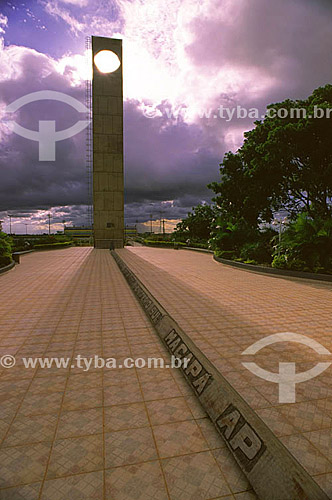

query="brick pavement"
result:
[117,247,332,499]
[0,248,256,500]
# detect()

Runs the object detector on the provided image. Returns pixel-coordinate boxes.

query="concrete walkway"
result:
[0,248,255,500]
[117,247,332,498]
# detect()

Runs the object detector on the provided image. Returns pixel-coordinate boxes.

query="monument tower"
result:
[92,36,124,249]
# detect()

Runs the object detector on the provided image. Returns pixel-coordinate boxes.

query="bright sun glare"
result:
[94,50,121,73]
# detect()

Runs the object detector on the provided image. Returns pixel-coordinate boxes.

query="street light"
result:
[150,214,153,234]
[24,223,28,235]
[159,210,165,235]
[47,214,51,235]
[8,214,12,235]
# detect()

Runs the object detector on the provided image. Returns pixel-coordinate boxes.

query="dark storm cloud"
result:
[0,49,88,212]
[187,0,332,100]
[2,0,332,228]
[0,51,221,225]
[124,100,220,205]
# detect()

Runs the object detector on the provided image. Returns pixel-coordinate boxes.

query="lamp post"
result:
[149,202,154,235]
[8,214,12,235]
[47,214,51,235]
[24,223,28,235]
[159,210,166,236]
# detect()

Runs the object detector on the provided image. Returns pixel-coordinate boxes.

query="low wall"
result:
[214,254,332,283]
[183,246,213,254]
[0,260,15,275]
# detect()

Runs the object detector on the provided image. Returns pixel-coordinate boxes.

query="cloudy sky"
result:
[0,0,331,233]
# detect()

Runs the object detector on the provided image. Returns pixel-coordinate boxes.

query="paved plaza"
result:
[0,248,256,500]
[117,247,332,498]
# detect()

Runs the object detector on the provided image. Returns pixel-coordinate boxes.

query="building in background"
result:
[64,226,93,244]
[124,225,138,239]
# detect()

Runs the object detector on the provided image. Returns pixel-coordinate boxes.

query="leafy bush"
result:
[313,266,325,274]
[277,214,332,272]
[240,240,272,264]
[271,255,288,269]
[185,242,209,249]
[33,242,72,250]
[0,232,13,268]
[286,258,311,272]
[272,254,313,272]
[210,217,275,264]
[210,219,256,254]
[214,249,237,259]
[144,240,186,248]
[288,259,312,272]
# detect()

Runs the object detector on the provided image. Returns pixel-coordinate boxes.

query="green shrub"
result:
[277,214,332,273]
[0,232,13,268]
[286,258,310,272]
[210,219,255,254]
[271,255,288,269]
[185,242,209,249]
[240,240,272,264]
[33,242,72,250]
[214,249,237,259]
[144,240,186,248]
[272,254,317,272]
[0,255,12,267]
[313,266,327,274]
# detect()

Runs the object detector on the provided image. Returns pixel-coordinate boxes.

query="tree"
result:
[209,84,332,225]
[173,204,218,242]
[208,152,271,227]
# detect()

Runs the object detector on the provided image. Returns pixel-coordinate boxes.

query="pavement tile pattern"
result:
[0,248,256,499]
[118,247,332,497]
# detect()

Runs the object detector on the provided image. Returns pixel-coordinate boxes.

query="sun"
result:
[94,50,121,73]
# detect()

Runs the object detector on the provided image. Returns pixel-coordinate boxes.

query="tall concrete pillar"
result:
[92,36,124,249]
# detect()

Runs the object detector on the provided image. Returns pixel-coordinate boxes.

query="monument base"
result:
[94,239,124,249]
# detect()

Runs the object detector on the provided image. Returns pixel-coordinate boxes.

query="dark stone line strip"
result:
[112,249,328,500]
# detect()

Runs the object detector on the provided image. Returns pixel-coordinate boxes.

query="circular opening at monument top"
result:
[94,50,121,73]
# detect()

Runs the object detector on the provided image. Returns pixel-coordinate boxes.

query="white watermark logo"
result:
[241,332,331,403]
[0,354,16,368]
[0,354,190,372]
[4,91,90,161]
[142,104,332,122]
